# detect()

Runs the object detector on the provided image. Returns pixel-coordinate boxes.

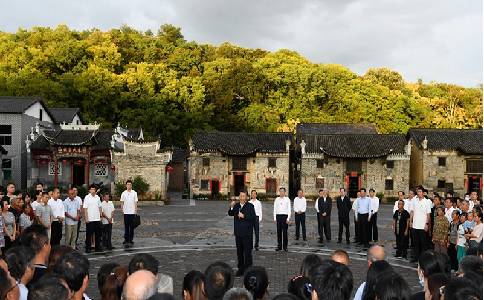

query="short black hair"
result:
[243,266,269,300]
[362,260,393,300]
[369,188,375,193]
[28,274,70,300]
[418,251,450,278]
[398,191,405,195]
[89,184,97,190]
[5,246,35,281]
[279,187,286,191]
[443,277,481,300]
[204,261,234,300]
[182,270,205,299]
[374,272,410,300]
[53,251,90,292]
[300,254,323,278]
[426,273,449,300]
[458,255,483,275]
[318,189,324,193]
[287,275,312,300]
[360,188,366,192]
[251,190,257,194]
[128,253,160,275]
[126,179,133,184]
[309,260,353,300]
[19,224,49,254]
[97,262,120,291]
[0,267,15,300]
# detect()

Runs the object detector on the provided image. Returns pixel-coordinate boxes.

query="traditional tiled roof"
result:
[0,96,57,121]
[31,129,112,151]
[296,123,378,137]
[408,128,483,155]
[49,108,82,124]
[170,148,189,163]
[191,132,292,156]
[302,134,407,158]
[0,145,7,155]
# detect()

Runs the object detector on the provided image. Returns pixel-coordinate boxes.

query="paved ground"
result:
[81,195,420,299]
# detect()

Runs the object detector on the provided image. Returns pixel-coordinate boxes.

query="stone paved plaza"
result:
[82,195,420,298]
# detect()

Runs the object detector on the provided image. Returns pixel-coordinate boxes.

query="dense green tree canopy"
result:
[0,25,481,146]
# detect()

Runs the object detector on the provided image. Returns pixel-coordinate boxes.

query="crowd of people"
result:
[0,180,139,256]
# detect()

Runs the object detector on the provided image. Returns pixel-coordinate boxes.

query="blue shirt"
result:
[63,197,80,225]
[356,197,371,214]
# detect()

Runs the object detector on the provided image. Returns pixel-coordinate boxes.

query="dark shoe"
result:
[337,240,342,244]
[303,238,307,241]
[276,248,282,251]
[319,239,324,243]
[129,242,134,246]
[283,248,288,252]
[255,247,259,251]
[85,249,92,253]
[346,240,350,244]
[235,270,244,277]
[123,241,129,245]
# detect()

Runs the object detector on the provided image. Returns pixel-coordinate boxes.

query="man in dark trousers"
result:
[228,190,256,277]
[337,188,352,244]
[317,188,332,244]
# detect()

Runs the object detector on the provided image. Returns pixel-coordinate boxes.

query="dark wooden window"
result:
[202,158,210,167]
[0,125,11,134]
[39,109,43,121]
[346,159,362,172]
[386,160,394,169]
[232,157,247,171]
[437,180,446,189]
[445,182,454,191]
[0,125,12,146]
[266,178,277,195]
[268,158,277,168]
[200,180,209,190]
[316,177,325,189]
[316,159,325,168]
[2,159,12,181]
[385,179,394,190]
[466,160,483,174]
[438,157,446,167]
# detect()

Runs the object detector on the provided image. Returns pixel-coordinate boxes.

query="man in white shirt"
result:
[393,191,411,214]
[121,180,138,246]
[249,190,262,251]
[368,189,379,242]
[83,184,103,253]
[73,187,83,247]
[64,188,81,248]
[352,191,360,243]
[273,187,291,251]
[293,189,307,241]
[48,188,65,246]
[101,191,115,250]
[31,190,43,212]
[444,197,455,223]
[409,187,431,263]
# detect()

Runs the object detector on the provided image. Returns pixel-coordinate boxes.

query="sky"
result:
[0,0,482,87]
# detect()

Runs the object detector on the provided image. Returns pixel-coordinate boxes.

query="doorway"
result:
[234,174,245,197]
[468,176,482,194]
[348,176,359,198]
[73,161,85,187]
[211,180,220,196]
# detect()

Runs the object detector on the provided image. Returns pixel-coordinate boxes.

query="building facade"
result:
[408,128,483,196]
[188,132,292,199]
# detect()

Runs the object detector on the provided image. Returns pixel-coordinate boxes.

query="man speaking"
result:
[228,190,256,276]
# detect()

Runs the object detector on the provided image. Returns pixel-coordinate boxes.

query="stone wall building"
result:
[111,139,172,200]
[296,123,410,199]
[408,128,483,196]
[188,132,292,199]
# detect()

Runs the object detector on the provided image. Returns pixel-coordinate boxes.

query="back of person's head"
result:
[309,260,353,300]
[147,293,176,300]
[331,250,350,266]
[28,274,70,300]
[366,245,386,265]
[183,270,205,300]
[443,277,481,300]
[427,274,450,300]
[101,265,128,300]
[19,224,49,254]
[53,251,90,293]
[418,250,450,278]
[0,267,17,300]
[243,266,269,300]
[271,294,299,300]
[374,272,410,300]
[462,271,483,293]
[123,270,158,300]
[299,254,323,278]
[5,246,35,282]
[98,262,121,291]
[287,275,311,300]
[458,255,483,276]
[48,245,74,272]
[128,253,160,276]
[222,288,253,300]
[204,262,234,300]
[362,260,393,300]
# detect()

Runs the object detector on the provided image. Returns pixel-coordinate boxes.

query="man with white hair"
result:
[122,270,158,300]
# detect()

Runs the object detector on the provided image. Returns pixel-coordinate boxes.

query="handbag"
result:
[133,214,141,228]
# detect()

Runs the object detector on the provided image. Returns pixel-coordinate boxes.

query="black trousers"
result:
[295,213,306,240]
[124,214,135,243]
[354,216,360,242]
[317,213,322,240]
[253,216,260,248]
[368,212,378,242]
[235,235,253,271]
[448,243,458,271]
[102,223,113,249]
[338,215,350,242]
[75,220,81,245]
[85,221,102,251]
[276,214,288,250]
[395,232,408,258]
[412,229,428,260]
[319,214,331,241]
[358,213,369,246]
[51,221,62,246]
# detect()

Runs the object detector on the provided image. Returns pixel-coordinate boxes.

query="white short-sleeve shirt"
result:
[121,190,138,215]
[83,194,101,222]
[410,197,431,230]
